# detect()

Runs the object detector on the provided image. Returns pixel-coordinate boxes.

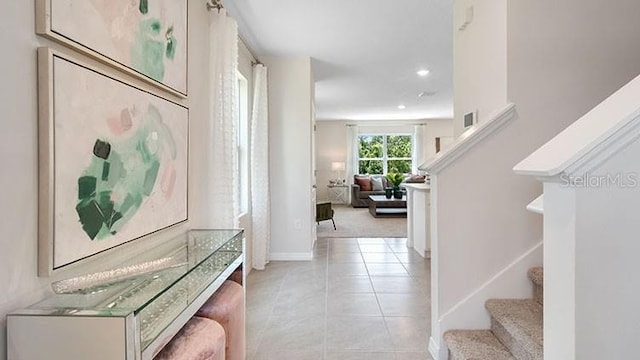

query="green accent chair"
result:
[316,201,336,230]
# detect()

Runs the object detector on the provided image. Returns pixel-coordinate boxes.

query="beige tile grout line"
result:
[322,237,330,360]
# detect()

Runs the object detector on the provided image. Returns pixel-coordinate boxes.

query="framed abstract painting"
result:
[38,48,189,275]
[36,0,188,97]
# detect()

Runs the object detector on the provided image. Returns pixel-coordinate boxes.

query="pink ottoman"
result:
[196,280,245,360]
[154,316,225,360]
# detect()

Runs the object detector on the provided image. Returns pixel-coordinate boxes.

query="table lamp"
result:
[331,161,346,183]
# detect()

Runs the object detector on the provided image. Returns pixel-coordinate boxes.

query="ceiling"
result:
[223,0,453,121]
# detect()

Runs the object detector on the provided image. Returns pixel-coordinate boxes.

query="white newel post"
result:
[540,181,576,360]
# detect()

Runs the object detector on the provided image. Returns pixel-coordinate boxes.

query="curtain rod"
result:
[206,0,223,12]
[211,5,263,66]
[239,36,262,66]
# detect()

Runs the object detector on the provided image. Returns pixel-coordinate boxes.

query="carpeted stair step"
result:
[486,299,543,360]
[527,267,543,305]
[444,329,516,360]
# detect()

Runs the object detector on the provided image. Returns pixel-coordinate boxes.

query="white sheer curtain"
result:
[412,124,426,174]
[345,125,359,202]
[207,9,239,228]
[250,64,270,270]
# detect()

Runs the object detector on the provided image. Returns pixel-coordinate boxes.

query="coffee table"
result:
[368,195,407,218]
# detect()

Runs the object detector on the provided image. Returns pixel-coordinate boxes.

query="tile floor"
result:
[246,237,433,360]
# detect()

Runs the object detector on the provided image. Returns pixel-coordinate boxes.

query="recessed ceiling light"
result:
[397,105,406,110]
[417,69,430,77]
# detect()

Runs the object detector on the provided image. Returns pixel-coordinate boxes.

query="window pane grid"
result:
[357,134,412,175]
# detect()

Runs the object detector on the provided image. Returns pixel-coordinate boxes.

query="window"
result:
[358,134,412,174]
[237,72,249,214]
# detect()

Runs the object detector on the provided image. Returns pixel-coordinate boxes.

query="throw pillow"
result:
[370,176,384,191]
[404,174,427,183]
[354,176,372,191]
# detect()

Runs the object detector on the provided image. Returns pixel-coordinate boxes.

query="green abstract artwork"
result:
[76,105,177,240]
[131,17,178,84]
[43,50,188,270]
[44,0,187,95]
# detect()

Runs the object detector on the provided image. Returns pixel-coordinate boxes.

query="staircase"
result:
[444,267,543,360]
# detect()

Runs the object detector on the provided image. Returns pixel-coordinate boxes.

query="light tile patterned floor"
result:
[246,237,433,360]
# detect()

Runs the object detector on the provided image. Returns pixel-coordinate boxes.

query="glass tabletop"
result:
[30,229,243,317]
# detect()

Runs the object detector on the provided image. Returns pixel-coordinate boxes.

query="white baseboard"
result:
[433,241,543,359]
[429,336,442,360]
[269,252,314,261]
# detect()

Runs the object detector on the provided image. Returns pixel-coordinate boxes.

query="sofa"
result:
[350,174,427,208]
[351,174,391,207]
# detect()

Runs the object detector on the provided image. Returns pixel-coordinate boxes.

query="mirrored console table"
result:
[8,229,244,360]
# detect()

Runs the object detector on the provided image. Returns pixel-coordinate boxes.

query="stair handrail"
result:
[419,103,517,174]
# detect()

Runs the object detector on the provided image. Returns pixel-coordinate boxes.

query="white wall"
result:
[507,0,640,161]
[262,57,314,258]
[453,0,507,137]
[315,120,348,201]
[0,4,48,356]
[0,2,214,358]
[315,119,453,201]
[431,1,640,359]
[423,119,455,162]
[433,111,544,329]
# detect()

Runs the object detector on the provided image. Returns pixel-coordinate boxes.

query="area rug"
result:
[317,205,407,238]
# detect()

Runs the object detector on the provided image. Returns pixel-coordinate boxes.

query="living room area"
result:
[315,119,453,239]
